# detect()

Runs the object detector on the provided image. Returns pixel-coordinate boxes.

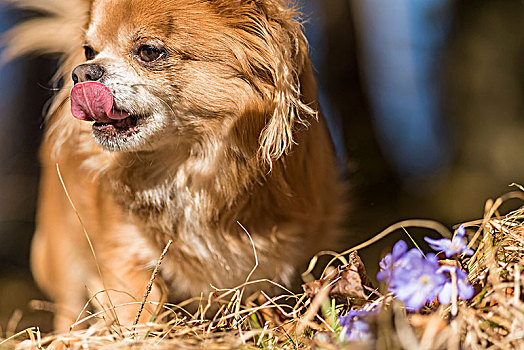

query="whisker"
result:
[37,82,69,92]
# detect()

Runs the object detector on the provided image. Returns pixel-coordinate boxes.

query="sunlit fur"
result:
[7,0,344,330]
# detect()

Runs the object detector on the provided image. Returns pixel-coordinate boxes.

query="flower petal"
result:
[438,283,452,305]
[425,237,453,256]
[456,225,466,238]
[404,290,427,311]
[392,240,408,259]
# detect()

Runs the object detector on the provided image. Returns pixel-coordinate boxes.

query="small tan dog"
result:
[7,0,343,330]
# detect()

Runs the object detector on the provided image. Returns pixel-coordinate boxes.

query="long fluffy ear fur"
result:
[1,0,90,62]
[253,1,317,168]
[258,34,317,168]
[213,0,318,168]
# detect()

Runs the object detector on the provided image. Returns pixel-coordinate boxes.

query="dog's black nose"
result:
[72,64,105,84]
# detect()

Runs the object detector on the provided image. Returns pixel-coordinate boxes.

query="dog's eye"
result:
[84,46,96,60]
[137,45,164,63]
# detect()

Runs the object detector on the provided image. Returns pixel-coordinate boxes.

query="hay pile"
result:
[1,189,523,349]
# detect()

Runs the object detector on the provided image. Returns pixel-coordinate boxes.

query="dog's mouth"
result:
[70,81,142,138]
[92,114,140,137]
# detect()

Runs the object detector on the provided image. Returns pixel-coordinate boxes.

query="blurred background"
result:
[0,0,522,334]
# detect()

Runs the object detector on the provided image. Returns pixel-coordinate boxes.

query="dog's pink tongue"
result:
[71,82,123,123]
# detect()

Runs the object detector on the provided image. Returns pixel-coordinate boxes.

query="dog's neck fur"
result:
[99,130,261,239]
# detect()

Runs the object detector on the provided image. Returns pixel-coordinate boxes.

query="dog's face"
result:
[71,0,311,158]
[72,0,247,152]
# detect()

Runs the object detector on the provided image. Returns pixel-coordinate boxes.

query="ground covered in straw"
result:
[1,188,523,349]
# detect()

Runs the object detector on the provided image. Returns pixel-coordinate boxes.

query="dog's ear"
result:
[253,7,317,169]
[214,1,318,168]
[1,0,91,62]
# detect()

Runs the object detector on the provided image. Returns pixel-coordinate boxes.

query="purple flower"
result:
[377,240,408,283]
[339,303,379,342]
[436,265,474,304]
[377,235,475,312]
[377,242,446,310]
[388,251,446,311]
[424,225,474,257]
[339,311,370,342]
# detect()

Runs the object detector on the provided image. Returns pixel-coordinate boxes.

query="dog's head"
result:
[69,0,317,164]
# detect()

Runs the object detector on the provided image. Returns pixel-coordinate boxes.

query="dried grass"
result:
[1,188,523,349]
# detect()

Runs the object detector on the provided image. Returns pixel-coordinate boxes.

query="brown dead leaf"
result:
[302,251,372,303]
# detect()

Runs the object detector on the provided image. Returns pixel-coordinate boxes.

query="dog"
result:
[7,0,344,330]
